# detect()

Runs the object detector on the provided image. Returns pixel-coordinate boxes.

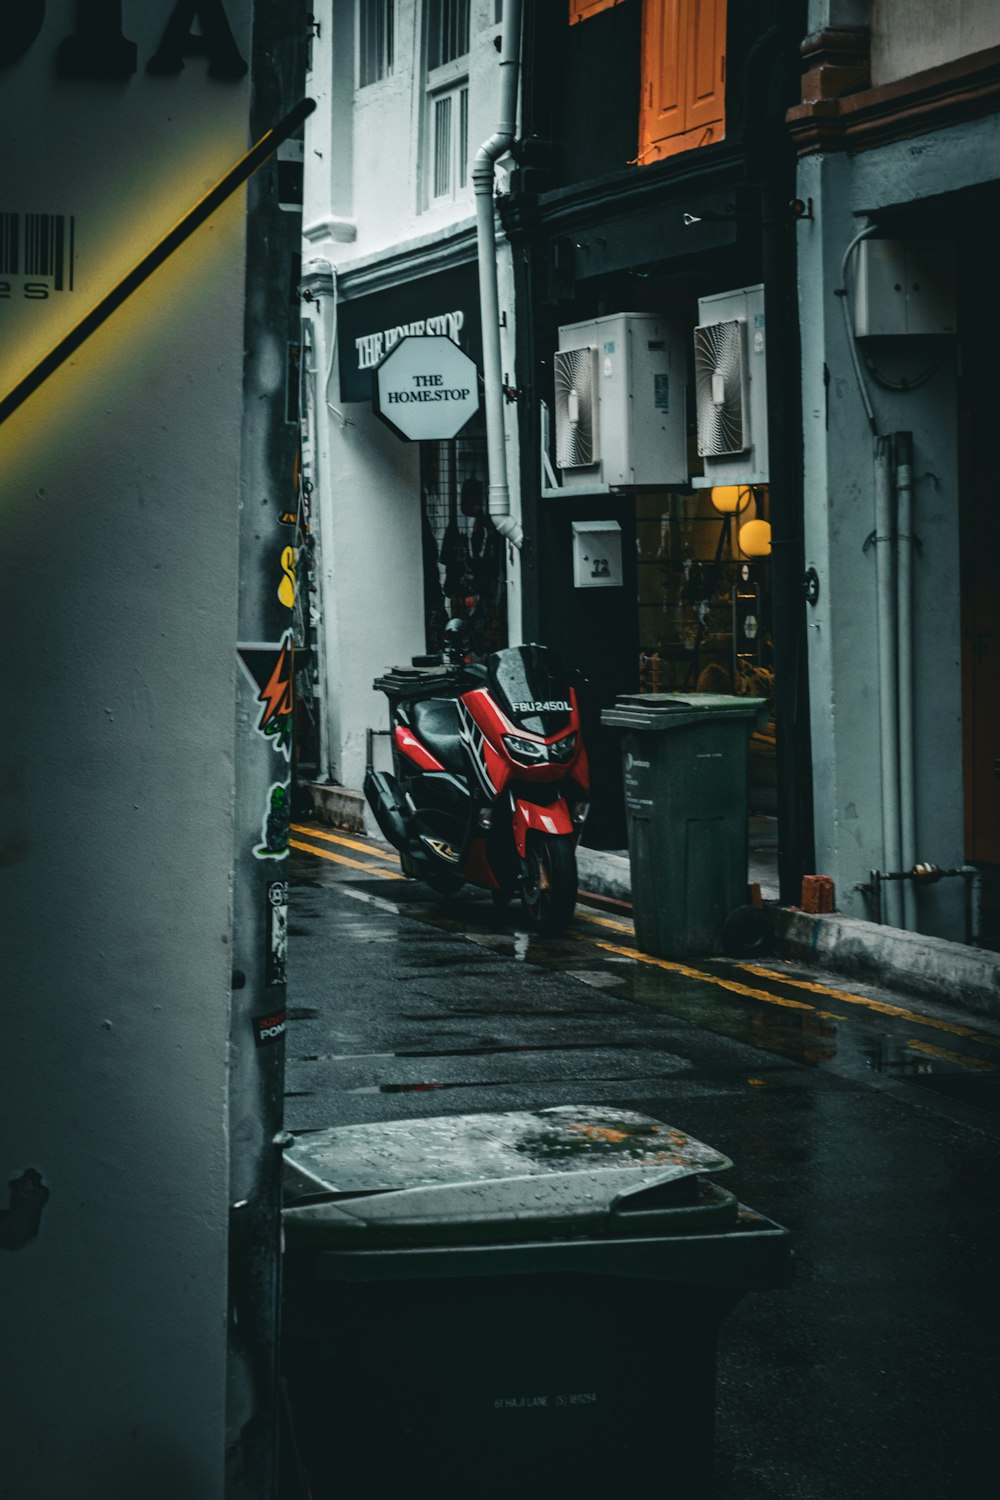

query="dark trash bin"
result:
[601,694,770,958]
[280,1105,790,1499]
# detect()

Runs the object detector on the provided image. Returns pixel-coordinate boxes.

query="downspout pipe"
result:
[839,227,917,929]
[873,434,903,928]
[894,431,918,929]
[473,0,523,549]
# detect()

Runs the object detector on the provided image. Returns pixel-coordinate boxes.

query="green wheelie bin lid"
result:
[602,693,770,733]
[281,1106,791,1289]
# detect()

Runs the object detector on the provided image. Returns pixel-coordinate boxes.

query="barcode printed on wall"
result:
[0,213,75,289]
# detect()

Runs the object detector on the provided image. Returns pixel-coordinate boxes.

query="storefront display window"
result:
[420,435,507,657]
[636,487,772,698]
[636,487,775,810]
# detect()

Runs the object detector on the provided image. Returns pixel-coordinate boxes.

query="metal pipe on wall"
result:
[894,431,918,929]
[299,311,331,782]
[839,230,922,931]
[760,180,814,903]
[873,434,903,927]
[473,0,523,548]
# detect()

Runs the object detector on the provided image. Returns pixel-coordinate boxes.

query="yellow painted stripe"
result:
[577,910,635,936]
[594,942,1000,1055]
[593,939,815,1011]
[289,838,404,879]
[289,823,397,862]
[906,1038,995,1071]
[737,963,1000,1049]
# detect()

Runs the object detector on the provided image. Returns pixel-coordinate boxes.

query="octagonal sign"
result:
[373,335,480,441]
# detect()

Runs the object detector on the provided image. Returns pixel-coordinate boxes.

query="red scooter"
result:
[364,624,590,934]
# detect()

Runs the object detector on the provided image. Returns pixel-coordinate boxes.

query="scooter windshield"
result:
[487,645,573,736]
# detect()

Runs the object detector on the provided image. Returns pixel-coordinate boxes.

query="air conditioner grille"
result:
[694,318,749,457]
[554,346,599,469]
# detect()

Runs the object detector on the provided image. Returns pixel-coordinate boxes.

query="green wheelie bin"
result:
[279,1105,790,1500]
[601,694,770,958]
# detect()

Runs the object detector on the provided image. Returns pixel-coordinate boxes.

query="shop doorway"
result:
[420,435,508,657]
[635,487,776,816]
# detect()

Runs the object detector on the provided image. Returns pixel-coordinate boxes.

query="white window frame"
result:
[423,0,471,206]
[357,0,394,88]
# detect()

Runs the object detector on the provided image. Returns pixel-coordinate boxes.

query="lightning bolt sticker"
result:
[237,631,294,760]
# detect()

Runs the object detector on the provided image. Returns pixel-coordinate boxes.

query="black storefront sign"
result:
[337,261,482,404]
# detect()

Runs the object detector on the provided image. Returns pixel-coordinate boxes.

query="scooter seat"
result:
[409,698,467,775]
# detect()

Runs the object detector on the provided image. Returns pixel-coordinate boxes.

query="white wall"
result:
[0,4,255,1493]
[303,0,523,788]
[348,0,503,256]
[871,0,1000,86]
[321,390,425,790]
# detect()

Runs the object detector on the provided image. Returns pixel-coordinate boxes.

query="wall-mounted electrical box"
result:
[571,520,622,588]
[692,283,768,488]
[852,239,956,337]
[553,312,688,490]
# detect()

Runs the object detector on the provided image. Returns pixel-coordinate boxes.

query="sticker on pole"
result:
[373,335,479,441]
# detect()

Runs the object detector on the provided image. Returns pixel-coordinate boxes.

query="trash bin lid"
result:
[601,693,770,732]
[282,1105,734,1248]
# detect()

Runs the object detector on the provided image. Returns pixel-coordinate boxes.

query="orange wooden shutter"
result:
[685,0,726,141]
[569,0,622,23]
[638,0,726,163]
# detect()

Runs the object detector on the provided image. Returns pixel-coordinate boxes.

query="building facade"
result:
[503,0,810,861]
[303,0,998,944]
[790,0,1000,939]
[301,0,522,801]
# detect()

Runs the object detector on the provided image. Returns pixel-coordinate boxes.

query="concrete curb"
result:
[577,847,632,904]
[772,908,1000,1019]
[308,782,365,833]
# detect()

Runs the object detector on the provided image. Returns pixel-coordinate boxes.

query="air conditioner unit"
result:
[693,284,768,487]
[552,313,688,489]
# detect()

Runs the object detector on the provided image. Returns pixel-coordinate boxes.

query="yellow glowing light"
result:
[710,485,751,515]
[0,99,313,436]
[739,519,772,557]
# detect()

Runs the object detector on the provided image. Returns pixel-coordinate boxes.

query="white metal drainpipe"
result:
[473,0,523,549]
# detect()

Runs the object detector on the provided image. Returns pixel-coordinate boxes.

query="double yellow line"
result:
[575,913,1000,1063]
[288,822,404,879]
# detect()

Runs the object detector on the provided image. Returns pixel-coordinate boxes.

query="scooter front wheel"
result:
[520,833,577,936]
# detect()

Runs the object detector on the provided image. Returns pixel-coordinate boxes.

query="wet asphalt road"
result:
[284,822,1000,1500]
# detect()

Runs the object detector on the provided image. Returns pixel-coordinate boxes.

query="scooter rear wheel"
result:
[520,833,577,935]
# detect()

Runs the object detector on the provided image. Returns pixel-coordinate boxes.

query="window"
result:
[428,0,470,67]
[638,0,727,164]
[359,0,394,87]
[424,0,471,203]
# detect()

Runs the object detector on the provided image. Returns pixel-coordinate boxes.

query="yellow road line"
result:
[290,823,397,862]
[577,910,635,936]
[289,838,404,879]
[593,939,815,1011]
[594,941,1000,1053]
[906,1038,995,1071]
[737,963,1000,1049]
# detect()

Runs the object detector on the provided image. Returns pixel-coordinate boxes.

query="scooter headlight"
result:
[503,733,548,764]
[548,732,578,764]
